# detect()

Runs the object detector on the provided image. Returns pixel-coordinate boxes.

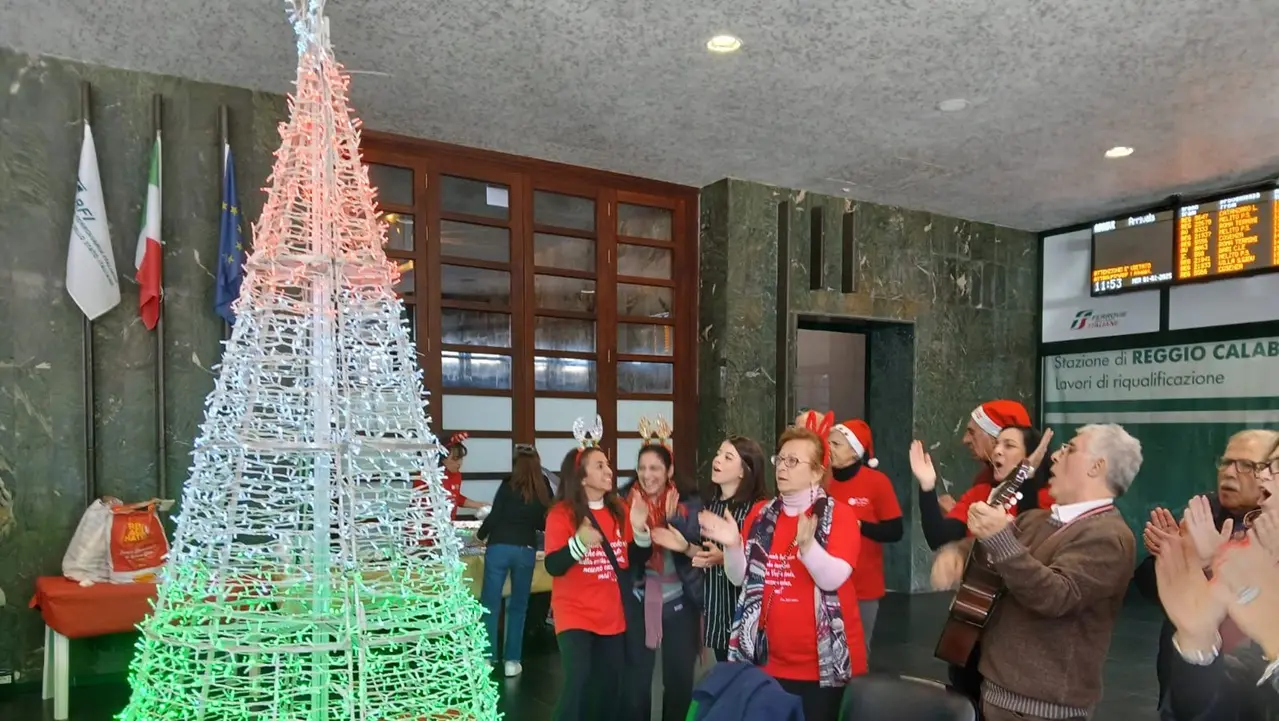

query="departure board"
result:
[1176,190,1279,282]
[1089,210,1176,296]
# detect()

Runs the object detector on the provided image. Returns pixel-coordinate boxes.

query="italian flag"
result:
[134,133,162,330]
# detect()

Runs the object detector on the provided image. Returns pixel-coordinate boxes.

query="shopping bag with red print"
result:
[108,500,170,583]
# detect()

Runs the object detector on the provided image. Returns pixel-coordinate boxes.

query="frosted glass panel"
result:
[442,394,512,431]
[616,438,675,472]
[461,438,513,474]
[616,438,643,471]
[536,437,582,474]
[535,398,599,432]
[617,399,675,436]
[460,480,500,504]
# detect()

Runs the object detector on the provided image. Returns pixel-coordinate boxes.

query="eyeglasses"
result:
[771,455,809,470]
[1217,458,1278,476]
[514,443,537,453]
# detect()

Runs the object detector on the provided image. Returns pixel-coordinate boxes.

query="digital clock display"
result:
[1089,209,1176,297]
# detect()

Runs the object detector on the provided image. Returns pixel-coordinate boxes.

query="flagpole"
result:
[80,80,97,506]
[219,104,231,342]
[153,93,168,500]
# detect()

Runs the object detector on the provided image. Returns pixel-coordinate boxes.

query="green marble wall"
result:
[0,48,286,684]
[697,179,1040,591]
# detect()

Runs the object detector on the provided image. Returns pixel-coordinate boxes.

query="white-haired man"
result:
[965,423,1142,721]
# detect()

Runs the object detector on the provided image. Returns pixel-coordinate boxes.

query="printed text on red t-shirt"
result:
[579,540,628,581]
[764,552,798,603]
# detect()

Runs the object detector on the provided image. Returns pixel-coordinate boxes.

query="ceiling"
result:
[5,0,1279,231]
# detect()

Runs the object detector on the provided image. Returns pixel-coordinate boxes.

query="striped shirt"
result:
[702,497,754,651]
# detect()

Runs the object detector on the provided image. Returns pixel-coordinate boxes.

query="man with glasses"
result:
[1134,428,1279,707]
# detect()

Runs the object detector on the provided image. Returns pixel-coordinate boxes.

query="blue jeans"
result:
[481,543,537,662]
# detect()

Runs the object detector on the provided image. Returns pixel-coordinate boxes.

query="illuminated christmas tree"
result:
[116,2,499,719]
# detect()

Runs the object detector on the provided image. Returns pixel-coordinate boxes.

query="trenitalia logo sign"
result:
[1070,309,1127,331]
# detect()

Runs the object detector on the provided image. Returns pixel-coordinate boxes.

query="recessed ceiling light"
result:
[1105,146,1134,158]
[937,98,969,112]
[706,35,742,53]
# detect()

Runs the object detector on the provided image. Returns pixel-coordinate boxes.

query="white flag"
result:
[66,122,120,320]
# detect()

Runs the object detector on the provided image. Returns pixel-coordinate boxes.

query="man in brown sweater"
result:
[967,423,1141,721]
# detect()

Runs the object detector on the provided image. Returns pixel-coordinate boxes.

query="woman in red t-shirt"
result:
[543,445,652,721]
[825,418,903,653]
[700,418,867,721]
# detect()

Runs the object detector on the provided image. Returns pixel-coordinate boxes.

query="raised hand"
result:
[664,488,680,520]
[650,526,690,554]
[575,518,603,549]
[699,509,742,548]
[1156,533,1226,649]
[1184,495,1231,566]
[629,491,650,533]
[1144,507,1179,556]
[795,512,818,552]
[692,542,724,569]
[910,440,938,492]
[1210,537,1279,657]
[1028,428,1055,468]
[1250,511,1279,561]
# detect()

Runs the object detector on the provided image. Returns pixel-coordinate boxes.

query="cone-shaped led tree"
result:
[116,3,499,719]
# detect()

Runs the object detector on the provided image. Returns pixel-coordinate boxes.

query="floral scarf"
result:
[727,492,851,687]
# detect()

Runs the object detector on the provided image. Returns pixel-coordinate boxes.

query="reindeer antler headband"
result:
[804,411,835,467]
[638,415,672,448]
[638,414,674,464]
[572,415,605,465]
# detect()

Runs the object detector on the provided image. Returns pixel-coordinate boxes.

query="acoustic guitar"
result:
[934,464,1032,667]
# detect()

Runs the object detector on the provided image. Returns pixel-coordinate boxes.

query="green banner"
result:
[1042,337,1279,552]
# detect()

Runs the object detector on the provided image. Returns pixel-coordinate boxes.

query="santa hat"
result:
[833,419,878,468]
[970,400,1031,437]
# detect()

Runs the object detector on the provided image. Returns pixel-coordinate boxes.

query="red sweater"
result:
[546,502,632,635]
[742,500,869,682]
[827,465,902,600]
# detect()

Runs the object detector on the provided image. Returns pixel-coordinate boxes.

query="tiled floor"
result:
[0,589,1163,720]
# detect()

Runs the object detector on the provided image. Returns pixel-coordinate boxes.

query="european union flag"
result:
[214,144,245,324]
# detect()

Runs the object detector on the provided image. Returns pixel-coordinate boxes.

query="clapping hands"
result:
[575,518,603,549]
[1184,495,1233,566]
[1143,507,1179,556]
[699,509,742,548]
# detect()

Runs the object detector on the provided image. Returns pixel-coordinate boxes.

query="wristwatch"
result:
[1171,631,1221,665]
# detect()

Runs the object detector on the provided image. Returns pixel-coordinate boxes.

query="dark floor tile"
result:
[0,588,1164,721]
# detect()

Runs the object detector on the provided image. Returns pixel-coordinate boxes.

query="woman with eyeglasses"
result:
[697,435,770,663]
[699,415,866,721]
[477,444,552,677]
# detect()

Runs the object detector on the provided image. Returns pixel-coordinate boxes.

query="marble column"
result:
[0,48,286,680]
[697,178,1039,591]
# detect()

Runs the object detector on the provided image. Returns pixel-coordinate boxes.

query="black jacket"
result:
[476,475,549,548]
[1137,493,1254,715]
[630,491,705,612]
[1160,646,1279,721]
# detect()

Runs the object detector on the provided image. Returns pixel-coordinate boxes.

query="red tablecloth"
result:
[29,576,157,639]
